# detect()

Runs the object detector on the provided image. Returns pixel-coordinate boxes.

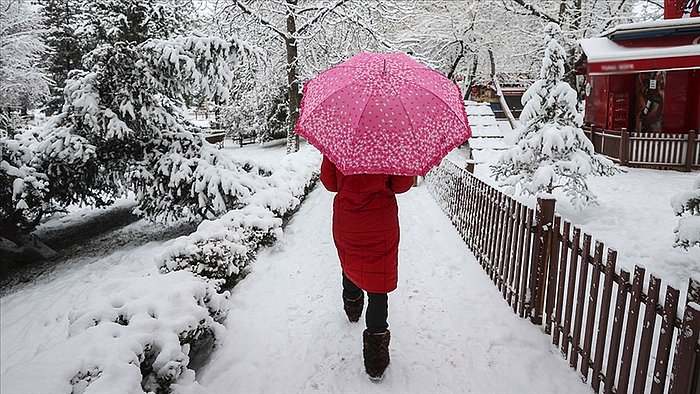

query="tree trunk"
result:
[488,49,519,128]
[464,54,479,100]
[446,41,465,81]
[285,0,300,154]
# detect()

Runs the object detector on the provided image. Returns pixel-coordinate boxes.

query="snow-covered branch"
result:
[296,0,351,35]
[233,0,288,40]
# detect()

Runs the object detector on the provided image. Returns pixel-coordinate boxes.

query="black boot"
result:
[363,329,390,381]
[343,294,363,323]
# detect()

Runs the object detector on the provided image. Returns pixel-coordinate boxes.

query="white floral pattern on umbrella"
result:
[295,52,471,176]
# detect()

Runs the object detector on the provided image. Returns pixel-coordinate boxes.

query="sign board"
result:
[665,0,700,19]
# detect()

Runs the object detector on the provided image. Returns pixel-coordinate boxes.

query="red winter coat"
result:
[320,156,413,293]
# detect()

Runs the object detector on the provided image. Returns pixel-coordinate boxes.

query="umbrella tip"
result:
[383,59,387,75]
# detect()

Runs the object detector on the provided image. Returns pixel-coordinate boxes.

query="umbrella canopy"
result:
[295,52,471,176]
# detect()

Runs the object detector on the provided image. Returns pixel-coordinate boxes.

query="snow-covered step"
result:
[465,101,513,154]
[469,138,509,150]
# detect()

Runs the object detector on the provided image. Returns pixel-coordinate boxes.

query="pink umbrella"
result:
[295,52,471,176]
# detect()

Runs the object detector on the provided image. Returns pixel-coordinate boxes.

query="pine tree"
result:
[671,175,700,249]
[490,23,618,208]
[27,0,259,229]
[41,0,83,114]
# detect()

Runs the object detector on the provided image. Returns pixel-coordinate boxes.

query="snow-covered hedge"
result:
[1,149,321,394]
[157,149,321,285]
[1,270,228,394]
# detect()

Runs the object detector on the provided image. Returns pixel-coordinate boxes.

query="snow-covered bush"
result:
[490,23,618,208]
[671,174,700,249]
[158,206,283,285]
[157,149,321,284]
[1,270,228,394]
[2,149,320,393]
[131,132,273,222]
[0,130,49,240]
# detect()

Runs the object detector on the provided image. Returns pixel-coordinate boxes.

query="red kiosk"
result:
[579,0,700,170]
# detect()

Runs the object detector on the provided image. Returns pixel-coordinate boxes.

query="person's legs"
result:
[342,273,363,300]
[342,272,363,322]
[363,292,390,380]
[365,293,388,333]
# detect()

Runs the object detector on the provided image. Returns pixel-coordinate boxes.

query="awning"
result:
[580,37,700,75]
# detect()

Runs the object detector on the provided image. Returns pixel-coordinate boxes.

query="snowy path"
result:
[198,185,590,393]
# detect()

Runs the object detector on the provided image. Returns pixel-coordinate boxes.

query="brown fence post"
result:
[466,161,475,174]
[670,278,700,394]
[620,128,630,166]
[685,130,697,172]
[530,196,556,325]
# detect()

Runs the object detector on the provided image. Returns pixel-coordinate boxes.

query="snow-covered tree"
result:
[20,0,262,231]
[491,23,618,208]
[671,175,700,249]
[217,64,288,143]
[394,2,538,88]
[212,0,412,153]
[41,0,84,113]
[0,0,50,116]
[501,0,639,88]
[37,35,257,218]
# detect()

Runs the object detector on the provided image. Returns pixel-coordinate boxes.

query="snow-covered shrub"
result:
[490,23,618,208]
[1,270,228,394]
[157,149,321,284]
[158,206,283,285]
[671,174,700,249]
[131,132,273,222]
[0,130,49,240]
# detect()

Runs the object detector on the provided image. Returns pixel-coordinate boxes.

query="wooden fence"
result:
[425,160,700,394]
[583,125,699,171]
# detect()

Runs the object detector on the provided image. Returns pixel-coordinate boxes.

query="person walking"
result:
[320,155,413,381]
[295,51,471,381]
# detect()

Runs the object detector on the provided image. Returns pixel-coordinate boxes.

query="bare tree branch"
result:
[638,0,664,8]
[510,0,560,24]
[233,0,288,40]
[296,0,351,35]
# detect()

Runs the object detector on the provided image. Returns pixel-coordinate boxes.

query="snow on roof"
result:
[603,17,700,38]
[579,37,700,62]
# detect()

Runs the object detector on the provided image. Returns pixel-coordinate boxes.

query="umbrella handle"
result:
[383,59,386,76]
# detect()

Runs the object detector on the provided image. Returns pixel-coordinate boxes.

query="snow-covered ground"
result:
[2,138,698,392]
[459,126,700,293]
[197,181,589,392]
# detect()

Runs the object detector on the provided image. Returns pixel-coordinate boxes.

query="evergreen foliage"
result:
[0,131,48,241]
[0,0,260,236]
[41,0,83,113]
[490,23,618,208]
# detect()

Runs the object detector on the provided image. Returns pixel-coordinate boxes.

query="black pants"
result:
[342,273,388,333]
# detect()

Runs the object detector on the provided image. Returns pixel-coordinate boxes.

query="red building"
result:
[579,1,700,170]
